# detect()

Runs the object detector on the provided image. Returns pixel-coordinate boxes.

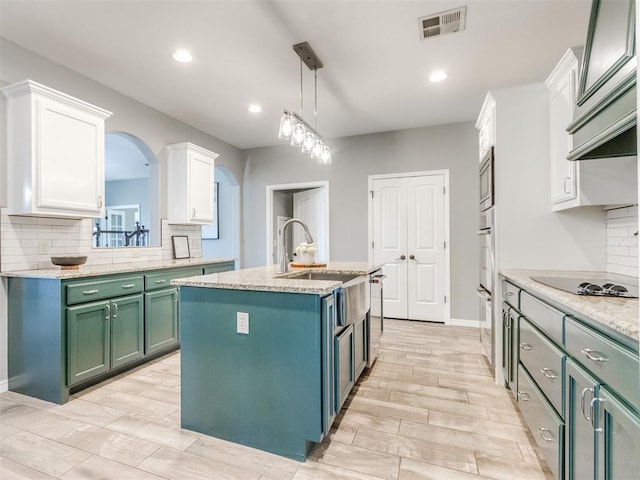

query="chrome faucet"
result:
[279,219,314,273]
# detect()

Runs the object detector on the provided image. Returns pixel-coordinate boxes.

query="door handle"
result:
[395,255,406,261]
[580,387,594,421]
[112,303,119,318]
[590,397,605,433]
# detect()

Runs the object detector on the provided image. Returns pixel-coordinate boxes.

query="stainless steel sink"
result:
[283,271,361,283]
[282,271,370,326]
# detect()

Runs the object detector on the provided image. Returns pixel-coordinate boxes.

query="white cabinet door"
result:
[1,80,111,218]
[166,143,218,225]
[548,61,577,204]
[37,97,105,215]
[188,150,215,223]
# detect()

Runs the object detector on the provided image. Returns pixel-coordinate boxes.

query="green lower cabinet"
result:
[565,358,640,480]
[335,324,355,411]
[145,288,179,354]
[566,359,597,480]
[203,261,235,275]
[67,301,111,386]
[111,294,145,368]
[595,386,640,480]
[321,294,337,436]
[354,316,367,379]
[67,294,145,386]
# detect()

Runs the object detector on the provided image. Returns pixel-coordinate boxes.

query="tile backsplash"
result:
[606,205,638,278]
[0,209,202,272]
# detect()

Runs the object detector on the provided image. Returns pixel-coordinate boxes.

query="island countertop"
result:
[172,261,382,295]
[501,269,638,343]
[0,257,236,279]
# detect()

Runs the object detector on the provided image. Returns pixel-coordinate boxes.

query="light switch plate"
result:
[237,312,249,334]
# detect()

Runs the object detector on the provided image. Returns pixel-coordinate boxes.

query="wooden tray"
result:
[290,263,327,268]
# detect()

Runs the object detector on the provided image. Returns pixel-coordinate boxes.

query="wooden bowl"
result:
[50,255,88,269]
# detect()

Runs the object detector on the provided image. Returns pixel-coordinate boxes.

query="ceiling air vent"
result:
[418,6,467,40]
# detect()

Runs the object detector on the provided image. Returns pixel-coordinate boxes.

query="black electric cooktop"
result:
[531,276,639,299]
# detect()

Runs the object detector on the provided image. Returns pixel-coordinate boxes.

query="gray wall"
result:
[243,122,480,321]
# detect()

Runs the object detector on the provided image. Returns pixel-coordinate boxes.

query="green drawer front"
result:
[502,281,520,309]
[520,292,564,345]
[145,267,203,291]
[67,275,144,305]
[565,316,639,407]
[519,317,565,417]
[203,262,235,275]
[517,364,564,480]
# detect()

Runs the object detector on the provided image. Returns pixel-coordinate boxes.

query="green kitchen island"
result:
[173,262,380,461]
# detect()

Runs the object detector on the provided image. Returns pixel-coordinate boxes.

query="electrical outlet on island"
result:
[237,312,249,334]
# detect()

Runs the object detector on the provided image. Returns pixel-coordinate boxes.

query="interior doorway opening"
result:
[266,181,330,266]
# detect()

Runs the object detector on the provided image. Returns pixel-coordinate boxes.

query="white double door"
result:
[371,173,448,322]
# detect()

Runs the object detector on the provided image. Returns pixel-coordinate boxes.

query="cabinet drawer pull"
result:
[538,427,556,442]
[83,289,99,295]
[540,368,559,379]
[505,291,514,297]
[580,387,594,421]
[581,348,608,363]
[154,279,167,284]
[519,343,532,351]
[121,284,136,289]
[517,391,530,401]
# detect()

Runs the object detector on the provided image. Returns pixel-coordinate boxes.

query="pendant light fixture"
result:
[278,42,331,164]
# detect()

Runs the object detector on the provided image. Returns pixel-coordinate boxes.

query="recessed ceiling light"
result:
[429,71,448,82]
[248,104,262,113]
[172,50,193,63]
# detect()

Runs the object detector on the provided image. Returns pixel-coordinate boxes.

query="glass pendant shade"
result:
[319,144,332,164]
[302,130,316,152]
[291,122,305,147]
[311,139,324,160]
[278,113,294,139]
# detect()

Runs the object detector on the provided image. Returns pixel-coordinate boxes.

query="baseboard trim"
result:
[448,318,479,328]
[0,379,8,393]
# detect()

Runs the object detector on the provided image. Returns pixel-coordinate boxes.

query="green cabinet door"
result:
[595,386,640,480]
[565,358,598,480]
[321,294,336,436]
[335,324,354,411]
[145,288,179,354]
[111,294,144,368]
[67,300,110,386]
[354,316,367,379]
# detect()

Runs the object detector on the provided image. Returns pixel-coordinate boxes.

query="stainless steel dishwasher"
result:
[368,270,386,367]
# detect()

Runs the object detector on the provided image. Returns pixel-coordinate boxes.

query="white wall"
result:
[201,166,240,261]
[493,83,607,272]
[242,122,480,322]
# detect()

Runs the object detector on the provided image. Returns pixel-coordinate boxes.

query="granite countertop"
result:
[501,269,639,343]
[172,261,383,295]
[0,258,236,279]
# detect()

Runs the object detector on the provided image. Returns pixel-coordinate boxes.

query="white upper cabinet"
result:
[165,142,218,225]
[1,80,112,218]
[476,93,496,162]
[546,48,637,211]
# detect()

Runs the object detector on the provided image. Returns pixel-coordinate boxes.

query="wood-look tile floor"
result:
[0,319,553,480]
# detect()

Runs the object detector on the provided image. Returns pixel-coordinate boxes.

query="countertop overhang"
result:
[501,269,639,344]
[171,262,382,295]
[0,258,236,279]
